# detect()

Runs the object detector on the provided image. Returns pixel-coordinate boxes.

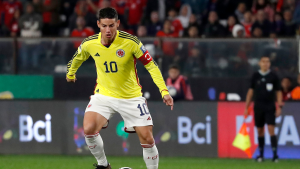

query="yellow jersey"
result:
[67,30,169,99]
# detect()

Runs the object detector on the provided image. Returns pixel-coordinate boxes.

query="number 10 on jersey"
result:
[104,61,118,73]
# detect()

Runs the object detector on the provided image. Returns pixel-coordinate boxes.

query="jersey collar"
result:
[258,69,271,76]
[98,30,120,48]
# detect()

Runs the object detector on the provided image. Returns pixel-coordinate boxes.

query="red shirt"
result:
[126,0,147,25]
[156,31,178,56]
[3,1,22,28]
[71,27,95,48]
[172,19,183,37]
[242,22,252,38]
[43,0,51,23]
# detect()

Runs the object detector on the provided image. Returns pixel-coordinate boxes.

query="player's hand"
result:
[66,75,77,83]
[244,108,250,117]
[276,107,282,117]
[163,94,174,110]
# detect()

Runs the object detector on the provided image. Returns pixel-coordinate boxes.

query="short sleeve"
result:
[250,73,256,89]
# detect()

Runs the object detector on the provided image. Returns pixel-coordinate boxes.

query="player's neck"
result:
[101,33,116,45]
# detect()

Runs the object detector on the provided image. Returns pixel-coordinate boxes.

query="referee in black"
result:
[244,56,283,162]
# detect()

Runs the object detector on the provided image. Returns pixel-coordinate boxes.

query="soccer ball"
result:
[119,168,132,169]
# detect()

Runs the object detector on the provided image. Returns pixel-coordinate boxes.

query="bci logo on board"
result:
[19,114,52,142]
[177,116,212,144]
[236,115,300,145]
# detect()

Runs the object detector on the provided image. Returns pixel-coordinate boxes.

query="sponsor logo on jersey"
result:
[116,49,125,58]
[140,45,146,54]
[95,53,100,57]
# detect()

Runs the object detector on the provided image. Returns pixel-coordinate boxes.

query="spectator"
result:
[272,12,284,36]
[291,74,300,100]
[293,0,300,25]
[144,0,181,24]
[136,25,147,37]
[242,11,253,37]
[177,4,192,29]
[18,2,43,71]
[226,15,238,37]
[156,20,178,37]
[187,26,199,38]
[183,47,205,77]
[204,11,226,38]
[183,14,201,36]
[281,77,292,101]
[181,0,208,16]
[146,11,162,36]
[2,0,22,36]
[282,10,297,37]
[235,3,247,23]
[156,20,178,57]
[232,24,245,38]
[252,27,263,38]
[19,2,43,38]
[124,0,147,34]
[252,0,274,22]
[167,9,184,37]
[251,10,272,37]
[9,8,20,37]
[33,0,61,36]
[71,16,95,49]
[166,64,193,101]
[87,0,111,14]
[69,0,98,35]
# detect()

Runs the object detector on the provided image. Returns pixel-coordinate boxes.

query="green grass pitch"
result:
[0,155,299,169]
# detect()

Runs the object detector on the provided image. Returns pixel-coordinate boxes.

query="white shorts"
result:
[85,94,153,133]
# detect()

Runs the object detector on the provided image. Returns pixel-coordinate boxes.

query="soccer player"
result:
[244,56,283,162]
[66,7,173,169]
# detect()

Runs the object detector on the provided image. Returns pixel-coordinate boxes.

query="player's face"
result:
[97,18,120,40]
[168,68,180,80]
[259,57,271,71]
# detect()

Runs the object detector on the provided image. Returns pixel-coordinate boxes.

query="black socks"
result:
[271,135,278,157]
[258,136,265,157]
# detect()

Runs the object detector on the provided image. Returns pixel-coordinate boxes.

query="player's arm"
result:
[66,42,90,82]
[244,74,255,116]
[134,42,173,110]
[275,75,283,117]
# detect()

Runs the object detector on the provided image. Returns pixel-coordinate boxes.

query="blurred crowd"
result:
[281,74,300,100]
[1,0,300,38]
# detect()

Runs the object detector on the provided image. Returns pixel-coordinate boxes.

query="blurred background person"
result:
[291,74,300,100]
[235,2,247,23]
[183,47,205,77]
[18,2,43,71]
[1,0,22,36]
[225,15,238,37]
[204,11,226,38]
[146,11,162,36]
[242,11,254,38]
[166,64,193,101]
[136,25,147,37]
[282,9,297,37]
[232,24,245,38]
[281,77,292,101]
[252,10,272,37]
[71,16,95,48]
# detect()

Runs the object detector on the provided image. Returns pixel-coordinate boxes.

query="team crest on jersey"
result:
[116,49,125,58]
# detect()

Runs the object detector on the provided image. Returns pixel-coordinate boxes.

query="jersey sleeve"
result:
[66,42,90,79]
[133,41,169,98]
[250,73,255,89]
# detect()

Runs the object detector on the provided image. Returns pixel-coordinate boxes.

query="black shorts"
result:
[254,103,276,128]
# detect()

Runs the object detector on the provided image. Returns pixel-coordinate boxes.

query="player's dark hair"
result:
[169,64,180,71]
[98,7,118,21]
[260,55,270,60]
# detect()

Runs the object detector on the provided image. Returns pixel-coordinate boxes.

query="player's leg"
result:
[254,106,265,161]
[135,126,159,169]
[266,105,278,162]
[84,111,110,167]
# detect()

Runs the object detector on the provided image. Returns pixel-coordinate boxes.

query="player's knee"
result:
[83,124,98,135]
[142,135,154,145]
